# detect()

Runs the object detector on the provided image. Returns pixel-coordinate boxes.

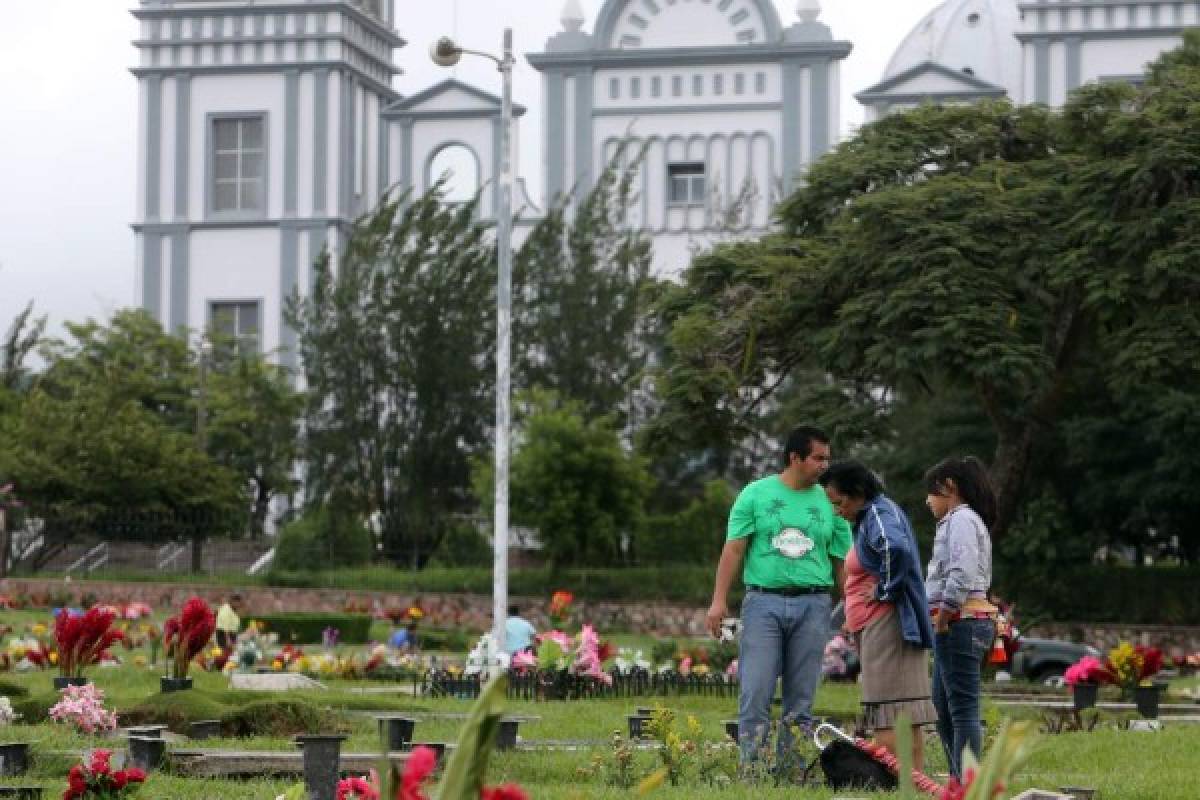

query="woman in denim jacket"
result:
[822,461,936,775]
[924,456,998,780]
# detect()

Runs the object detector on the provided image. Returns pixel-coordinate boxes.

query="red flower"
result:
[336,776,379,800]
[164,596,216,679]
[398,746,438,800]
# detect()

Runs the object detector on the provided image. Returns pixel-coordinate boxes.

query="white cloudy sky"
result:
[0,0,937,337]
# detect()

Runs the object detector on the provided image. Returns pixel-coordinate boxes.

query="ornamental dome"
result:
[883,0,1021,98]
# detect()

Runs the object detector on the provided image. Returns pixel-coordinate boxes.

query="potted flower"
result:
[53,606,124,690]
[1106,642,1165,718]
[1064,655,1111,711]
[62,748,145,799]
[162,596,215,692]
[547,590,574,630]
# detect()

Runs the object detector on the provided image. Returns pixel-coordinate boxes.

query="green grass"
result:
[2,606,1198,798]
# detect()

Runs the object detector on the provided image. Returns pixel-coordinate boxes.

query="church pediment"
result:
[856,61,1007,102]
[383,79,527,118]
[594,0,784,50]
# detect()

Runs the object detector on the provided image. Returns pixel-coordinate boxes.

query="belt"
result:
[933,609,996,623]
[747,584,829,597]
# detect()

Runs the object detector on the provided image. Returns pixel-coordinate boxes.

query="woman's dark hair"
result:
[924,456,997,529]
[819,460,884,501]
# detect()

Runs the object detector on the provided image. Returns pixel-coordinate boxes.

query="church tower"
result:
[131,0,403,368]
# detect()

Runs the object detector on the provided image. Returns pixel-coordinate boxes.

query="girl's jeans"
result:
[931,617,995,779]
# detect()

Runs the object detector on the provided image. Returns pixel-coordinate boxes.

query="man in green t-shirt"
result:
[706,425,851,773]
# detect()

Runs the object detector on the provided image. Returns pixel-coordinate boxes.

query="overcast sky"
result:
[0,0,935,338]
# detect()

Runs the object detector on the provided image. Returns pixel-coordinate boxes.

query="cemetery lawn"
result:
[1,665,1198,799]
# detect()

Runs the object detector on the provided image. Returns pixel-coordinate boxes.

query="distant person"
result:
[821,460,936,775]
[215,593,243,651]
[389,621,418,653]
[924,456,999,781]
[504,605,537,655]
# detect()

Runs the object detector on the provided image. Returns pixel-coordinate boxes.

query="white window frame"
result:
[667,162,706,208]
[209,299,263,357]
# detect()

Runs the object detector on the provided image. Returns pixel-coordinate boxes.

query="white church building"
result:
[131,0,1195,364]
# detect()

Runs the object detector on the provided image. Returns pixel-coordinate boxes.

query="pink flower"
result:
[511,650,537,670]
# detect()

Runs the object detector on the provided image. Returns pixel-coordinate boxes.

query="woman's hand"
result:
[932,609,950,634]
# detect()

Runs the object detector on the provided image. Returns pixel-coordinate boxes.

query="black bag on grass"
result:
[819,738,898,791]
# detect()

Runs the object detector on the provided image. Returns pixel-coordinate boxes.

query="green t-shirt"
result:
[726,475,852,589]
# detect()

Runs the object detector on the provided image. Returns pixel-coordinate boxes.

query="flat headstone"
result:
[1011,791,1071,800]
[230,673,326,691]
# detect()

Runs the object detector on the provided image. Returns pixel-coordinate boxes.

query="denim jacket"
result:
[854,495,935,649]
[925,504,992,614]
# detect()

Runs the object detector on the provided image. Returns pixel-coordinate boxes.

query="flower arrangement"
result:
[54,606,124,679]
[1106,642,1163,692]
[548,591,574,630]
[322,626,340,650]
[49,683,118,734]
[63,749,146,799]
[336,773,380,800]
[1064,655,1109,686]
[163,596,216,680]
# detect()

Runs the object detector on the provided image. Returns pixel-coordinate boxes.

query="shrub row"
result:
[249,613,372,644]
[1000,565,1200,625]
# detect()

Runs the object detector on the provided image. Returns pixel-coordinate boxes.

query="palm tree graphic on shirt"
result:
[766,499,817,559]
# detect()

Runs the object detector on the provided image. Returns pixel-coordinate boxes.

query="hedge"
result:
[249,613,372,644]
[1000,565,1200,625]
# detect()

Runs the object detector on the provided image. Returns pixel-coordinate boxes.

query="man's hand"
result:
[706,600,729,639]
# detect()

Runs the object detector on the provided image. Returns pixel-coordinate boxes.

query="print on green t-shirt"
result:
[726,475,852,589]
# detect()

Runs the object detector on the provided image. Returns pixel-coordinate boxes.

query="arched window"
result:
[427,144,480,204]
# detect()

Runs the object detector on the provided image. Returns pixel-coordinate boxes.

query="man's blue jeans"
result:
[931,617,995,779]
[737,590,831,768]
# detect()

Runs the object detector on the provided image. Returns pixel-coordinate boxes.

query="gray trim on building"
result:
[381,108,524,121]
[545,70,567,202]
[133,216,354,234]
[132,33,399,78]
[142,233,162,320]
[1065,36,1082,92]
[284,69,299,216]
[1033,39,1050,104]
[131,2,406,48]
[573,69,594,196]
[591,0,785,49]
[1017,0,1172,9]
[1016,26,1186,43]
[313,67,329,214]
[399,119,414,195]
[173,74,190,219]
[527,41,853,70]
[424,140,483,200]
[279,226,299,370]
[593,101,782,116]
[308,226,328,294]
[340,74,355,218]
[169,231,189,332]
[780,61,800,189]
[131,62,398,102]
[378,115,390,199]
[808,60,829,163]
[866,90,1009,106]
[856,59,1009,99]
[146,76,162,221]
[384,78,527,115]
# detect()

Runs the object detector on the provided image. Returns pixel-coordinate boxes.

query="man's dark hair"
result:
[819,460,884,501]
[782,425,830,468]
[507,604,520,617]
[924,456,998,529]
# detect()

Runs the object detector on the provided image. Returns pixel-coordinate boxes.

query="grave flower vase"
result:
[1071,682,1098,711]
[160,676,193,693]
[52,676,88,691]
[1134,684,1161,719]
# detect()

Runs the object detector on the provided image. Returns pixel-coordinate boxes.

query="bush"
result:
[636,479,733,565]
[250,613,372,644]
[1002,565,1200,625]
[417,627,474,652]
[426,520,492,567]
[0,679,30,698]
[272,506,373,572]
[221,698,333,737]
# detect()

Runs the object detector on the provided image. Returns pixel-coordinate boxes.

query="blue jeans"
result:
[737,590,831,768]
[931,617,995,779]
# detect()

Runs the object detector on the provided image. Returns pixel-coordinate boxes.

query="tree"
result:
[1,301,45,393]
[289,186,497,565]
[646,35,1200,541]
[513,154,658,423]
[473,391,653,569]
[205,352,303,538]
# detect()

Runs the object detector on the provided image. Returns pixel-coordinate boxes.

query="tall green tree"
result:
[289,186,496,565]
[1,301,45,393]
[513,156,657,423]
[473,391,653,569]
[647,35,1200,541]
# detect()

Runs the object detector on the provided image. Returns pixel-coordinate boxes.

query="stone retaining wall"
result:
[5,577,1200,650]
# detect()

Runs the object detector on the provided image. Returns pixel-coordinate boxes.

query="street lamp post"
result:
[431,30,515,653]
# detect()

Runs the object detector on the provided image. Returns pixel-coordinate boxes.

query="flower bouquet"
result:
[49,683,118,734]
[162,596,216,691]
[548,590,574,630]
[1106,642,1164,717]
[63,749,145,799]
[54,606,124,688]
[1064,655,1111,711]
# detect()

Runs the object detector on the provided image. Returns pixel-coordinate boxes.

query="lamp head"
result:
[430,37,462,67]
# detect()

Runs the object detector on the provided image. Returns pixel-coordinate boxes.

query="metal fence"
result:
[410,668,738,702]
